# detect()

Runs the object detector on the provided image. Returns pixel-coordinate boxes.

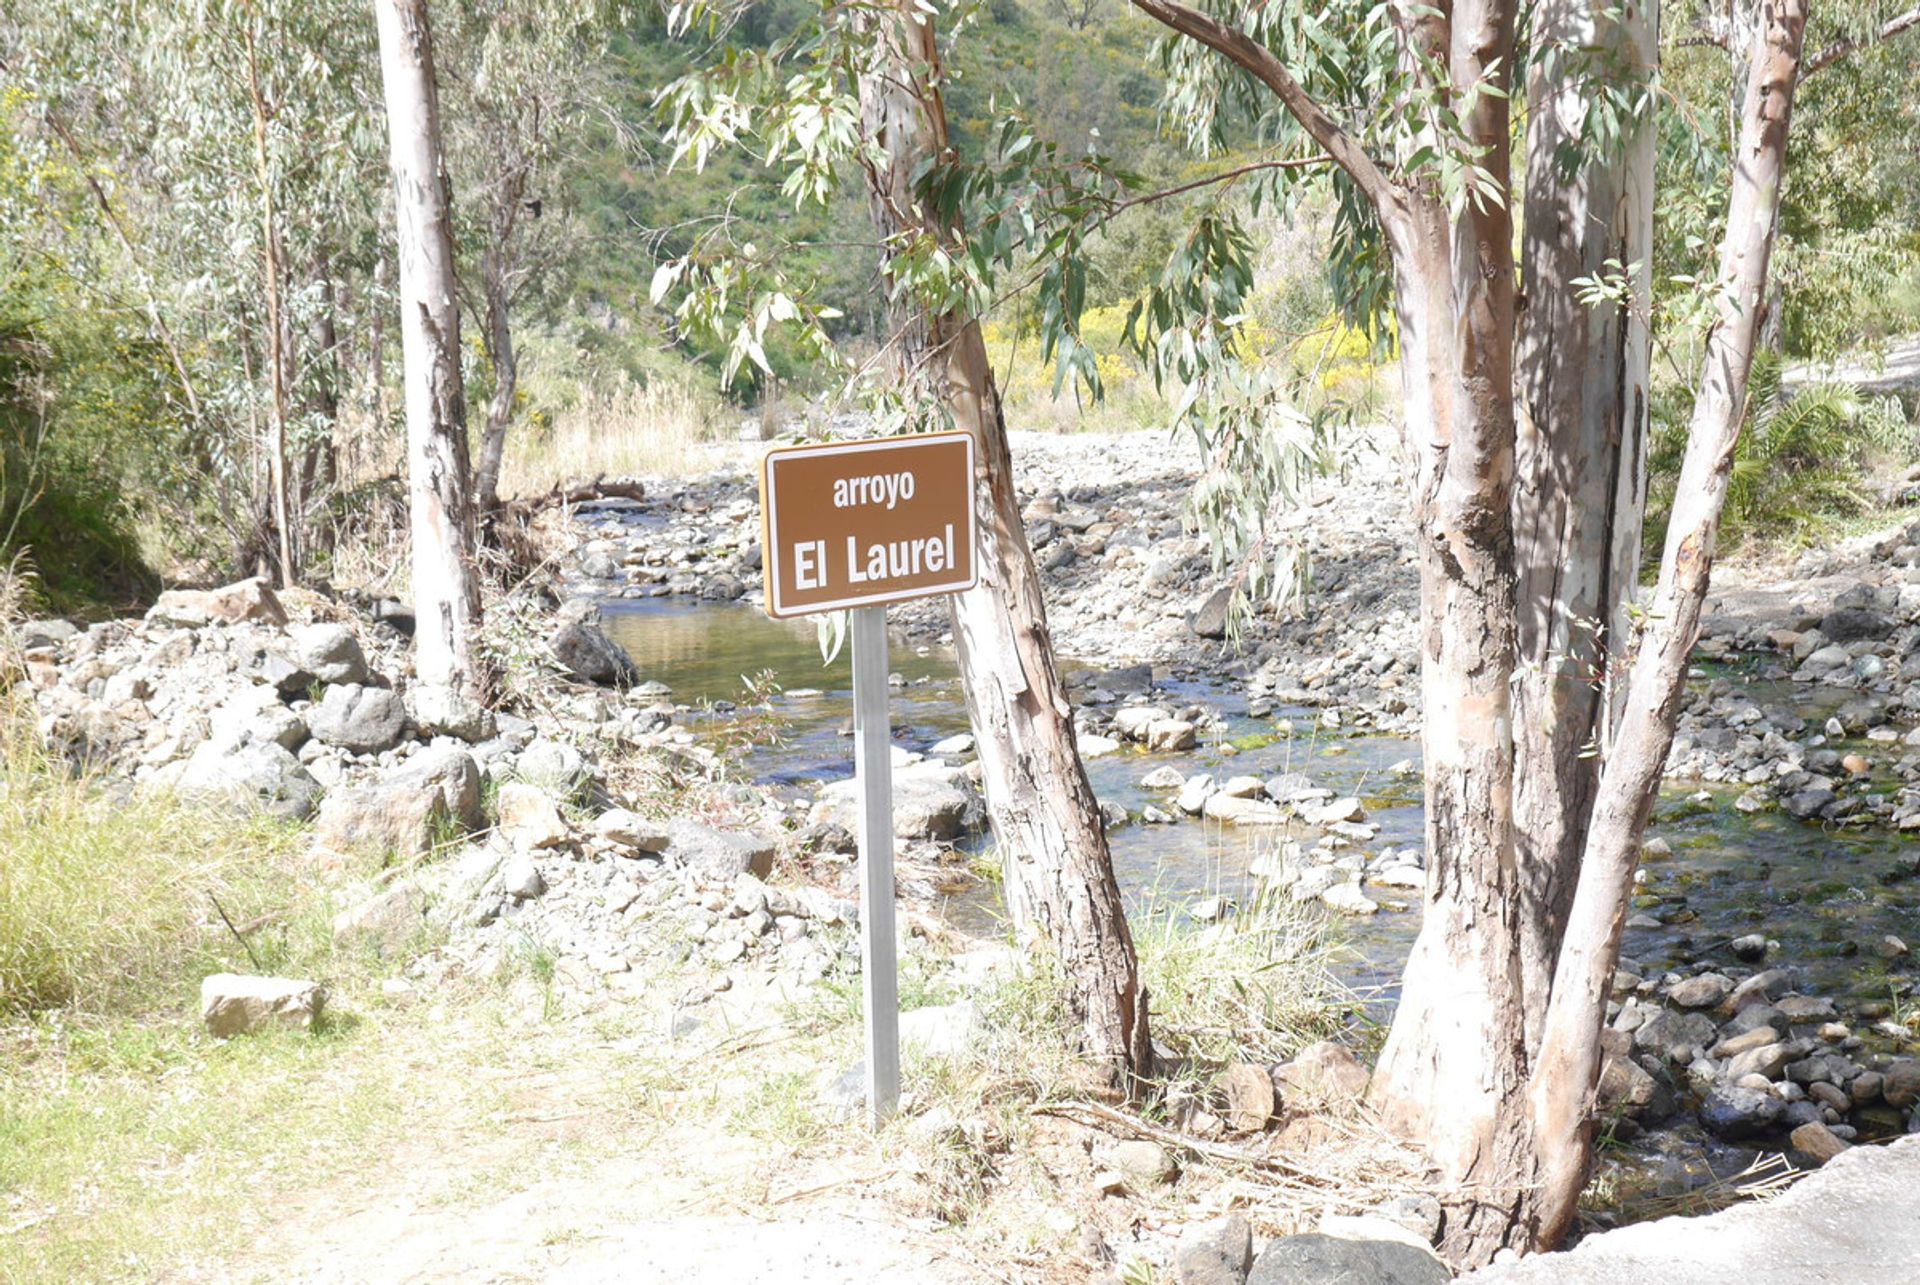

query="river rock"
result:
[200,973,325,1037]
[289,623,368,686]
[1148,718,1199,751]
[310,683,408,754]
[1725,1041,1792,1082]
[1220,1062,1275,1132]
[409,684,497,743]
[817,772,979,841]
[592,808,671,853]
[1173,1213,1253,1285]
[1821,606,1892,642]
[1191,586,1232,640]
[1632,1010,1719,1062]
[1248,1234,1448,1285]
[1204,793,1287,825]
[1289,865,1346,902]
[1700,1084,1784,1140]
[1882,1059,1920,1108]
[1109,1139,1176,1186]
[1789,1121,1850,1166]
[497,782,569,851]
[1275,1041,1370,1103]
[1176,774,1214,815]
[149,577,288,628]
[1782,787,1837,820]
[175,740,322,821]
[666,820,777,879]
[501,852,546,900]
[314,746,483,858]
[1319,880,1378,915]
[551,616,639,686]
[1668,972,1734,1009]
[1142,765,1187,790]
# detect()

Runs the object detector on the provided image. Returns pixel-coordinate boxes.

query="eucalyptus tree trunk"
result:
[1128,0,1807,1262]
[374,0,485,698]
[856,0,1152,1087]
[472,166,526,514]
[1509,0,1657,1049]
[1526,0,1809,1244]
[244,23,296,589]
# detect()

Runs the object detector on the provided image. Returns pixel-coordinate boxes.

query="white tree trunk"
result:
[374,0,484,697]
[1527,0,1808,1243]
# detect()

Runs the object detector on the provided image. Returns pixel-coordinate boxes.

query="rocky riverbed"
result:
[14,423,1920,1254]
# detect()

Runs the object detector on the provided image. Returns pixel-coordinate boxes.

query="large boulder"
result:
[148,577,288,628]
[408,684,497,743]
[309,683,409,754]
[313,747,483,858]
[815,769,982,841]
[288,622,368,686]
[665,820,777,879]
[200,973,325,1037]
[551,616,639,686]
[1247,1234,1448,1285]
[175,740,322,821]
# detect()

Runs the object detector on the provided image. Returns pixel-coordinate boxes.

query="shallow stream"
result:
[602,598,1920,1015]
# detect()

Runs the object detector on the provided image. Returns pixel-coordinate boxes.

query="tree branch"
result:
[1125,0,1403,220]
[1802,6,1920,77]
[1107,153,1334,217]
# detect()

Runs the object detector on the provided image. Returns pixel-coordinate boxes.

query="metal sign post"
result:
[757,432,978,1129]
[851,605,899,1124]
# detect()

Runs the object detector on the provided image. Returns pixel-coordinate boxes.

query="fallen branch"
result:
[1032,1099,1341,1184]
[508,474,648,514]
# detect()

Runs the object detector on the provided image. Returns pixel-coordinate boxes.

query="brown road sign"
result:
[760,432,978,618]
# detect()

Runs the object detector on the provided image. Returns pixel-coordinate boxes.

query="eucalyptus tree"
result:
[374,0,486,697]
[5,0,383,581]
[438,0,623,514]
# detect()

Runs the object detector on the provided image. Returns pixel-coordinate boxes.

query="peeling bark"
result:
[856,2,1152,1086]
[374,0,486,699]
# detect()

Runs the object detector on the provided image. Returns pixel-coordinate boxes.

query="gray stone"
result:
[149,578,288,628]
[1108,1140,1176,1186]
[1275,1041,1370,1103]
[309,683,408,754]
[497,782,569,851]
[200,973,325,1037]
[592,807,671,853]
[1631,1009,1719,1062]
[1459,1136,1920,1284]
[1248,1235,1449,1285]
[1141,765,1187,790]
[666,820,777,879]
[409,684,497,743]
[1668,972,1734,1008]
[289,623,368,686]
[314,746,481,857]
[817,772,979,841]
[1782,787,1837,820]
[501,852,546,900]
[1699,1084,1784,1140]
[1821,606,1893,642]
[516,739,587,791]
[1219,1062,1275,1132]
[551,617,638,686]
[19,617,78,650]
[175,740,322,821]
[1191,586,1232,640]
[1173,1213,1253,1285]
[1883,1059,1920,1108]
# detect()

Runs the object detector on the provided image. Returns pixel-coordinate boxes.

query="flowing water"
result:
[602,597,1920,1013]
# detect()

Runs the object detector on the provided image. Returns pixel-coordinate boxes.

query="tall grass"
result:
[0,708,315,1018]
[497,377,726,497]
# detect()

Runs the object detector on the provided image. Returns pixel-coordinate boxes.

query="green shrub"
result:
[0,709,313,1018]
[1648,350,1916,549]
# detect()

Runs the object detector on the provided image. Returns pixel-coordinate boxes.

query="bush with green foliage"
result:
[1648,350,1915,550]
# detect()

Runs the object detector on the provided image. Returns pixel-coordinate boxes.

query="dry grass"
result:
[498,378,729,497]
